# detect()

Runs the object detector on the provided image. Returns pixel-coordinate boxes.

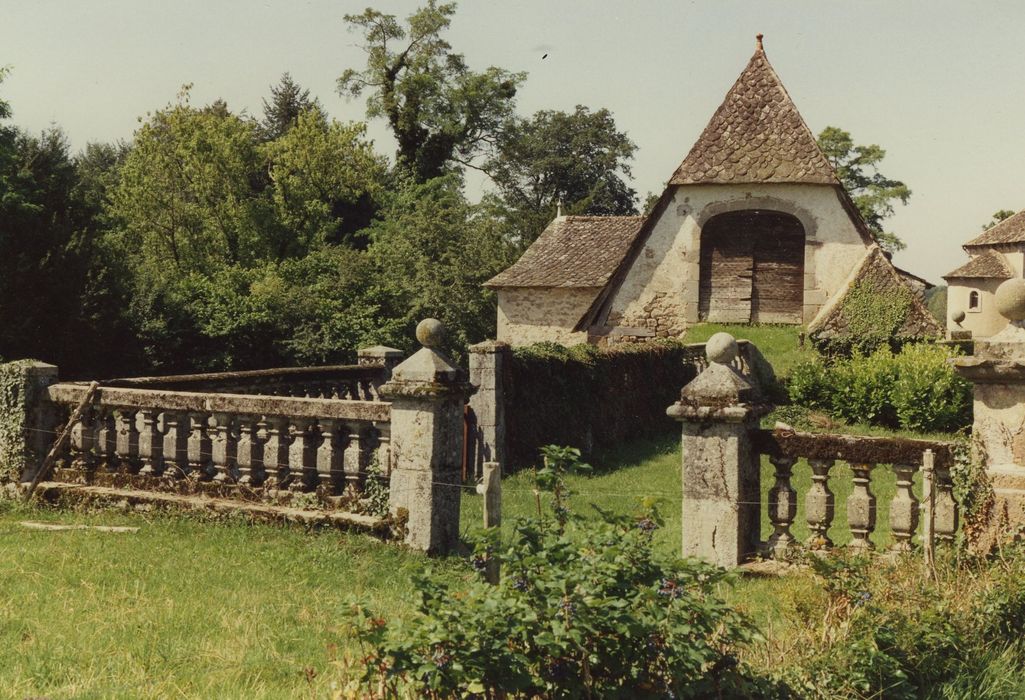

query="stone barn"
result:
[486,37,934,346]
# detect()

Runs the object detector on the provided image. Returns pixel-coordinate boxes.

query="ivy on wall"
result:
[813,279,915,356]
[0,360,36,483]
[504,341,698,470]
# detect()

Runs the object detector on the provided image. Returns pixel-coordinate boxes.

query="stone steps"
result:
[30,482,391,536]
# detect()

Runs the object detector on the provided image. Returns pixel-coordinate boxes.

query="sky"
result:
[2,0,1024,283]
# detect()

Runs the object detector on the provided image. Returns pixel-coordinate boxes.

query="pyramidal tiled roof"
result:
[670,37,839,186]
[943,250,1014,280]
[964,209,1025,247]
[485,216,645,288]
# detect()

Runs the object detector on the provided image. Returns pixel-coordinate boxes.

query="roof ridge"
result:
[669,41,838,186]
[964,209,1025,247]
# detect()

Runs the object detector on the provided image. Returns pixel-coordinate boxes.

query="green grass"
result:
[682,322,814,377]
[0,503,464,699]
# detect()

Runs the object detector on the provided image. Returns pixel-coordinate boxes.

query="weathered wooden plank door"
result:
[699,211,804,324]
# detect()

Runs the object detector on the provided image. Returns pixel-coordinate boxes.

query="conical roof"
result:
[670,37,838,186]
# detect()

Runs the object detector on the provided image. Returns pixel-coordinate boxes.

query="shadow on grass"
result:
[587,430,679,475]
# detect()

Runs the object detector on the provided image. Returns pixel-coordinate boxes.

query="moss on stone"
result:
[0,360,39,484]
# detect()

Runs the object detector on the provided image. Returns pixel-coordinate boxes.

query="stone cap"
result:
[357,345,403,361]
[379,320,474,400]
[667,333,769,420]
[468,339,511,354]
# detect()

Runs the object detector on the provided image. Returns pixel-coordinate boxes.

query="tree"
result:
[108,90,273,284]
[263,107,388,252]
[982,209,1016,231]
[259,72,321,141]
[337,1,525,182]
[817,126,911,253]
[486,105,638,243]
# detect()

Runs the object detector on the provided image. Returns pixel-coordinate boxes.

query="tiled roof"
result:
[964,209,1025,247]
[669,42,838,186]
[943,250,1013,280]
[485,216,645,288]
[809,247,943,340]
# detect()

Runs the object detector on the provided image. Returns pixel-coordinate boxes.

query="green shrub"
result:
[786,344,971,434]
[890,344,971,433]
[829,348,898,427]
[345,446,768,698]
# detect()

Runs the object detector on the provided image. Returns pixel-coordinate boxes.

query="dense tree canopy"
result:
[337,1,524,182]
[817,126,911,253]
[486,105,638,244]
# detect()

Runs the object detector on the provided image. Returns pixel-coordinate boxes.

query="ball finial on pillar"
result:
[995,278,1025,322]
[415,318,445,348]
[706,332,739,365]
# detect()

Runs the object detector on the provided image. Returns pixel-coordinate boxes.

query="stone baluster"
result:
[187,412,213,481]
[847,463,877,549]
[70,406,96,474]
[137,409,163,476]
[94,407,116,472]
[261,417,290,489]
[806,458,835,548]
[376,423,391,475]
[235,416,264,486]
[115,408,140,473]
[210,412,238,483]
[288,418,316,492]
[935,467,958,542]
[342,424,365,495]
[316,419,343,493]
[161,413,189,479]
[890,463,920,552]
[765,455,798,557]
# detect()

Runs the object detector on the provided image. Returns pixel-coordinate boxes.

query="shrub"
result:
[890,343,971,433]
[787,357,833,410]
[829,348,898,427]
[344,446,767,698]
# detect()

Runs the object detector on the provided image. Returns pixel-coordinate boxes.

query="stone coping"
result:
[751,426,955,468]
[46,383,390,422]
[92,363,381,390]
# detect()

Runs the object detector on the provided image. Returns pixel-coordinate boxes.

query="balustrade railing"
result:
[752,426,958,555]
[45,382,392,511]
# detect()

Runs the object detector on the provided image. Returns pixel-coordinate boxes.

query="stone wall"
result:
[948,278,1006,339]
[605,183,872,333]
[496,287,598,347]
[0,360,58,484]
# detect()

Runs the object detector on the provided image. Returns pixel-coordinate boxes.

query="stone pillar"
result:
[467,340,510,478]
[667,333,770,568]
[954,278,1025,547]
[380,319,475,555]
[0,361,59,485]
[357,345,404,374]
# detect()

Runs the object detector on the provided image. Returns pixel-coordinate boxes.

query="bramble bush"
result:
[787,344,970,433]
[343,446,769,698]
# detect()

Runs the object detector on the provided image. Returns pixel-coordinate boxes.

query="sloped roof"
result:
[964,209,1025,247]
[943,250,1013,280]
[485,216,645,288]
[669,39,838,186]
[808,246,943,340]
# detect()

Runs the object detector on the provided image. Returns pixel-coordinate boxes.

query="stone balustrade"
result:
[46,381,392,506]
[753,427,958,555]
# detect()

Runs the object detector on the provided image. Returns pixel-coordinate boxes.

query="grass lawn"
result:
[682,322,815,377]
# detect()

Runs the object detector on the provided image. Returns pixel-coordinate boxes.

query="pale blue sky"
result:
[3,0,1024,282]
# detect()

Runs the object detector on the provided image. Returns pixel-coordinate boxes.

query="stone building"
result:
[944,209,1025,338]
[487,38,933,347]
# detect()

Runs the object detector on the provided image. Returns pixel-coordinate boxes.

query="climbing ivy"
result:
[0,360,36,484]
[816,279,913,356]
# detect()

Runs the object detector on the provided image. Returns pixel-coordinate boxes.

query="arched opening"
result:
[698,210,806,323]
[969,290,980,311]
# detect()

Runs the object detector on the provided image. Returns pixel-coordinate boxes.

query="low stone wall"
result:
[501,342,701,470]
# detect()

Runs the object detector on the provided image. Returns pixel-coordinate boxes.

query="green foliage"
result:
[337,1,525,182]
[817,125,911,253]
[347,446,762,698]
[787,344,971,432]
[258,72,321,141]
[981,209,1016,231]
[816,278,914,357]
[486,105,638,244]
